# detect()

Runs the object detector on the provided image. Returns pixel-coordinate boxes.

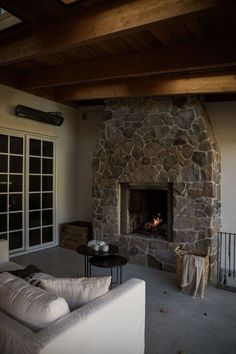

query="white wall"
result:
[205,102,236,233]
[76,109,103,221]
[0,84,79,245]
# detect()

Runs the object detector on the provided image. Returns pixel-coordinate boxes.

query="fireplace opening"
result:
[129,189,167,236]
[120,183,173,241]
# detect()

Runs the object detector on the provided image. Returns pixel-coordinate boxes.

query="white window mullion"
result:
[25,136,30,250]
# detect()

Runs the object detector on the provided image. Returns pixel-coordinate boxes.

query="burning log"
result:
[144,213,163,232]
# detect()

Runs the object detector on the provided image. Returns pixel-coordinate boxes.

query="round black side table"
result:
[77,244,119,276]
[89,255,127,287]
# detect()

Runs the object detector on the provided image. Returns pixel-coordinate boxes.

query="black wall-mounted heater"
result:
[15,105,64,126]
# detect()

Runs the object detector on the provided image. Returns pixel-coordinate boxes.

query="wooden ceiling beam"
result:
[26,87,56,101]
[0,0,225,65]
[55,71,236,101]
[20,37,236,89]
[0,67,18,87]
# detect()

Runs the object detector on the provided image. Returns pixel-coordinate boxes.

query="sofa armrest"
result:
[0,240,24,272]
[0,240,9,263]
[33,278,146,354]
[0,311,35,354]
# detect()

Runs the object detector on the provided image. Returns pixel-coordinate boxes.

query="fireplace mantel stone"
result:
[92,96,220,277]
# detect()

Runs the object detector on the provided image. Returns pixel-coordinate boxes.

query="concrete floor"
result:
[13,246,236,354]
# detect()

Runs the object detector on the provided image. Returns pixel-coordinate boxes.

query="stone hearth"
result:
[92,96,221,277]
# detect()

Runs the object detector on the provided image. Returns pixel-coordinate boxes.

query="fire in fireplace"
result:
[120,183,173,241]
[144,213,163,233]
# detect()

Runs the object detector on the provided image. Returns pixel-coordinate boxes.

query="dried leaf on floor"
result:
[160,307,168,313]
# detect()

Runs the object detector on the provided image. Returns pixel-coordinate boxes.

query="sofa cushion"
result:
[40,276,111,311]
[0,272,70,331]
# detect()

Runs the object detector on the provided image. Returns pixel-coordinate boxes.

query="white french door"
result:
[26,135,56,251]
[0,129,57,254]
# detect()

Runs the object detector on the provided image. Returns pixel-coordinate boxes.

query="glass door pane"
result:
[27,136,56,249]
[0,132,24,252]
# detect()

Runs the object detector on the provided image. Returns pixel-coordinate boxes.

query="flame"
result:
[153,217,162,226]
[144,213,163,230]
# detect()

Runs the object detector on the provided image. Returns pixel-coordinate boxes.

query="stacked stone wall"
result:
[92,96,221,277]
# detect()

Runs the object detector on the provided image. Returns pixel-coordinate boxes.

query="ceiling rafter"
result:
[0,0,225,65]
[54,70,236,102]
[20,37,236,89]
[0,67,18,87]
[0,0,235,102]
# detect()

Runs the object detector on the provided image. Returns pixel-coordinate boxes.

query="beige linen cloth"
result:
[181,254,206,297]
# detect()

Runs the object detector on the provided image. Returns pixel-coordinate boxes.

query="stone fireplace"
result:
[92,96,221,277]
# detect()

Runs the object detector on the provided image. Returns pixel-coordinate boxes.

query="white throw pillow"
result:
[0,272,70,331]
[40,276,111,311]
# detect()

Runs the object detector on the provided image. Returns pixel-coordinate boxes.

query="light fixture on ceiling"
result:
[15,105,64,126]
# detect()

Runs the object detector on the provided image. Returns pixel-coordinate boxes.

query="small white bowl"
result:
[102,244,109,252]
[93,244,99,251]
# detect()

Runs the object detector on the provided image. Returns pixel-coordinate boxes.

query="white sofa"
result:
[0,240,145,354]
[0,239,24,272]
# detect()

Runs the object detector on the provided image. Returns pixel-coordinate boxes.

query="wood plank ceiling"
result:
[0,0,235,106]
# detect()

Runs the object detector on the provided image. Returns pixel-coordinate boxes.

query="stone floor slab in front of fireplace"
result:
[103,232,177,272]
